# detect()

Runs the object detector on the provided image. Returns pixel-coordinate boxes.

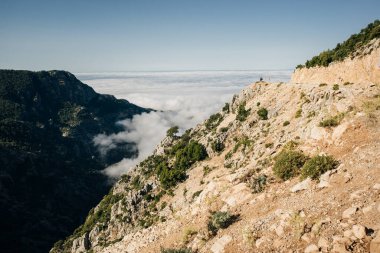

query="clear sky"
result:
[0,0,379,72]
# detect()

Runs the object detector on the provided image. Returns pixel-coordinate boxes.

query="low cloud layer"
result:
[78,70,291,178]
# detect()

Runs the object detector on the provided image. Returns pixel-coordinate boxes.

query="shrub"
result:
[333,84,339,91]
[167,126,179,138]
[250,175,267,193]
[273,149,309,180]
[222,103,230,113]
[220,127,229,133]
[319,83,328,87]
[257,107,268,120]
[192,190,202,199]
[203,165,213,176]
[205,113,223,130]
[225,151,233,160]
[161,248,193,253]
[319,114,344,127]
[208,211,238,236]
[233,135,252,153]
[295,109,302,118]
[265,143,274,148]
[283,121,290,126]
[301,155,339,180]
[211,140,225,152]
[236,102,251,121]
[307,111,316,118]
[182,228,197,244]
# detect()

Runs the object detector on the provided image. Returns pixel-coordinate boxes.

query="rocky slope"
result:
[0,70,149,253]
[291,38,380,85]
[292,20,380,85]
[52,23,380,253]
[52,78,380,253]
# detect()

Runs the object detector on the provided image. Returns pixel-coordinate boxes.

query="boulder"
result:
[304,244,319,253]
[291,178,312,193]
[211,235,232,253]
[342,206,358,219]
[352,225,366,239]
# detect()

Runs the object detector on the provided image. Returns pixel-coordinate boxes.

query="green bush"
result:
[273,149,309,180]
[319,114,344,127]
[211,140,225,152]
[161,248,193,253]
[207,211,238,236]
[333,84,339,91]
[257,107,268,120]
[167,126,179,137]
[220,127,228,133]
[319,83,328,87]
[250,175,267,193]
[152,138,208,189]
[236,102,250,121]
[301,155,338,180]
[205,113,223,130]
[222,103,230,113]
[283,121,290,126]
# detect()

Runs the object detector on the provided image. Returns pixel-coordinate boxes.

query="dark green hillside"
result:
[0,70,149,253]
[297,20,380,69]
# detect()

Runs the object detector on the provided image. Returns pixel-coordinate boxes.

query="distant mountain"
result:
[0,70,150,253]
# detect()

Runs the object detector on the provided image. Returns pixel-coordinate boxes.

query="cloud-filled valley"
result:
[77,70,291,178]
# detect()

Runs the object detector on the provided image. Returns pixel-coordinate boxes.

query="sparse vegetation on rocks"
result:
[295,108,302,118]
[319,113,344,127]
[161,247,193,253]
[236,102,251,121]
[297,20,380,68]
[208,211,238,236]
[257,107,268,120]
[249,174,267,193]
[205,113,223,130]
[211,140,225,153]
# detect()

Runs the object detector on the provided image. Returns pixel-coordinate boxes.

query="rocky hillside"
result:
[0,70,149,253]
[52,77,380,253]
[52,22,380,253]
[292,20,380,85]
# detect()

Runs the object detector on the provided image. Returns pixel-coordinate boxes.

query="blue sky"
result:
[0,0,379,72]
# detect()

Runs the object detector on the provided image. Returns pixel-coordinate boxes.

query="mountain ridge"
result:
[0,69,150,253]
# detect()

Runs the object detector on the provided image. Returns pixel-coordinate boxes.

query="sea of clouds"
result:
[76,70,291,178]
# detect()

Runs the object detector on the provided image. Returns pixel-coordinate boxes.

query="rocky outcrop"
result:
[291,39,380,85]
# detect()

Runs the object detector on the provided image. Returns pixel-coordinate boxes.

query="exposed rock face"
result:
[51,78,380,253]
[291,39,380,85]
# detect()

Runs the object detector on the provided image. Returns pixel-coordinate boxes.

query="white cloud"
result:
[78,70,291,178]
